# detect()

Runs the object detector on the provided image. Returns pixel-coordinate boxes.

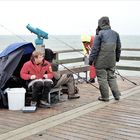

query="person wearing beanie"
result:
[45,48,80,99]
[89,16,121,101]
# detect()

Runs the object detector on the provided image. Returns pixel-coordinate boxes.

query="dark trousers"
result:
[30,80,53,102]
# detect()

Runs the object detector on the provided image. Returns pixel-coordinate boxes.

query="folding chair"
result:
[48,87,62,104]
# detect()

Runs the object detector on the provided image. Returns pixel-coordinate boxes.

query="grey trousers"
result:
[96,67,121,99]
[54,73,75,95]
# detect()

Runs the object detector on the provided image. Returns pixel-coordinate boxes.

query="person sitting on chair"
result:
[52,64,80,99]
[45,48,80,99]
[20,51,54,107]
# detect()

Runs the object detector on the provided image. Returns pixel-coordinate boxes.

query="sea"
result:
[0,35,140,77]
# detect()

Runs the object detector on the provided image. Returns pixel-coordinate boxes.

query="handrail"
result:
[121,48,140,51]
[120,56,140,61]
[55,48,140,53]
[53,48,140,72]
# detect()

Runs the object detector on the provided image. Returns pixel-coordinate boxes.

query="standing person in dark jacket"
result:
[89,16,121,101]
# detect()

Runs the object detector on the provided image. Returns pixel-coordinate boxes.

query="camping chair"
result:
[25,86,62,105]
[48,87,62,104]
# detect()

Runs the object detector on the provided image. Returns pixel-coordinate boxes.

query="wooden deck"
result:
[25,90,140,140]
[0,76,140,140]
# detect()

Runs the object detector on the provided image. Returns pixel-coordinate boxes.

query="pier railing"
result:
[53,48,140,75]
[117,48,140,71]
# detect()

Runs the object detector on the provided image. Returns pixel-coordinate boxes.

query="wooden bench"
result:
[59,65,89,81]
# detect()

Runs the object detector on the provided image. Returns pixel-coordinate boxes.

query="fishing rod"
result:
[115,69,137,85]
[0,25,99,89]
[59,63,99,89]
[2,25,135,87]
[50,35,86,56]
[51,35,100,89]
[0,24,26,42]
[115,69,124,81]
[51,35,138,86]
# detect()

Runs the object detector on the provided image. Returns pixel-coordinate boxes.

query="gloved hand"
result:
[43,74,48,79]
[85,54,89,58]
[30,75,36,80]
[67,73,72,78]
[89,61,93,66]
[116,57,120,62]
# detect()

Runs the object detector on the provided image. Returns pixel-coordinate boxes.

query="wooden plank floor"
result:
[24,91,140,140]
[0,76,140,140]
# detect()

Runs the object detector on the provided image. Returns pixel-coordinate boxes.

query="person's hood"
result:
[81,35,91,42]
[98,16,111,30]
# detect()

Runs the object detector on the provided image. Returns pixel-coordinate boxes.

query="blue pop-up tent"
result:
[0,42,35,107]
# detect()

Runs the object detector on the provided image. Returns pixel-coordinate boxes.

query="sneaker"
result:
[68,94,80,99]
[39,100,51,108]
[30,101,37,106]
[98,96,109,102]
[87,78,95,83]
[115,96,120,101]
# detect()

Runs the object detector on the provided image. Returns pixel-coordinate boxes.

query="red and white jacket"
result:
[20,60,53,80]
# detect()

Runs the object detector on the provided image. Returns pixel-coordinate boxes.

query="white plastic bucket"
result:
[7,88,26,110]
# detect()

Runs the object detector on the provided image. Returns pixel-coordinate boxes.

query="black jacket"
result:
[89,17,121,69]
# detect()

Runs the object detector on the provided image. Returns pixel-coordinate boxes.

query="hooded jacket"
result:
[89,17,121,69]
[20,60,53,80]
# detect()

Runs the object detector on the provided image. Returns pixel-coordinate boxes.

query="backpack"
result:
[61,85,79,94]
[50,92,60,104]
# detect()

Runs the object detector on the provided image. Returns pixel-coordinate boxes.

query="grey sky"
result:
[0,0,140,35]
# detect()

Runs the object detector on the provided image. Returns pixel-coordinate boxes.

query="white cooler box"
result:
[7,88,26,110]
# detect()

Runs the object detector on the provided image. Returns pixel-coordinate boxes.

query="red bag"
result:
[89,65,96,78]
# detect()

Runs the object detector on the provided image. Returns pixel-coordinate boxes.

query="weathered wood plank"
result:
[120,56,140,61]
[122,48,140,51]
[47,128,101,140]
[0,82,140,140]
[57,123,140,140]
[117,65,140,71]
[60,65,89,74]
[58,57,84,64]
[55,48,140,53]
[29,92,140,140]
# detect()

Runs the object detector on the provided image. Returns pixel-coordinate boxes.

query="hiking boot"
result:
[39,100,51,108]
[98,96,109,102]
[30,101,37,106]
[114,96,120,101]
[87,78,95,83]
[68,94,80,99]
